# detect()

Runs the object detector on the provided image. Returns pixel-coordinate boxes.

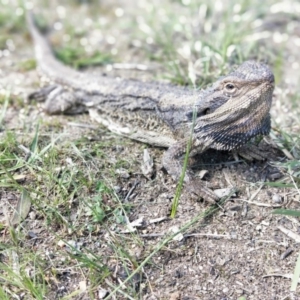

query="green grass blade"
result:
[171,106,197,218]
[291,251,300,292]
[273,209,300,217]
[0,89,10,130]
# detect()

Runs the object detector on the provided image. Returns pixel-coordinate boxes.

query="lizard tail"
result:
[26,11,54,63]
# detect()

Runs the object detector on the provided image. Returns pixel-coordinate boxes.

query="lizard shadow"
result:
[191,146,283,186]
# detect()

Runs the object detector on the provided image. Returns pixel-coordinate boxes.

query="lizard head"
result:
[193,61,275,151]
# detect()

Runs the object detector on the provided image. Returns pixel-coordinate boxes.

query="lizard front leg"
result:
[162,139,219,203]
[28,85,87,115]
[234,143,269,161]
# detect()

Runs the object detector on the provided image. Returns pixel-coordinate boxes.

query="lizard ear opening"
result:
[186,108,210,120]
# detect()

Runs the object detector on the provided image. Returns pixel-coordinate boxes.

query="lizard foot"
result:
[28,85,57,102]
[184,179,219,203]
[28,85,87,115]
[234,144,269,161]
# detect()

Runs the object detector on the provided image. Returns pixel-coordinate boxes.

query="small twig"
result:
[112,63,149,71]
[184,233,230,239]
[236,198,282,208]
[281,248,293,260]
[140,233,164,238]
[246,247,265,253]
[18,144,32,155]
[249,184,264,201]
[124,181,139,202]
[249,239,276,244]
[288,171,300,199]
[67,122,98,129]
[18,144,33,161]
[278,225,300,243]
[263,273,294,280]
[140,232,231,239]
[149,217,168,224]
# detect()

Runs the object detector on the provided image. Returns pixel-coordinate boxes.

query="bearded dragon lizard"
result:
[27,12,275,202]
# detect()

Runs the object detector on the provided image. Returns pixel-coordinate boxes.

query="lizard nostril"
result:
[203,108,210,115]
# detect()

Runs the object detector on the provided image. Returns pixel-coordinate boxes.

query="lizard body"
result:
[27,12,275,202]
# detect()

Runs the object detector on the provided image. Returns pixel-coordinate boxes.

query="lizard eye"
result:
[224,82,237,95]
[225,83,235,90]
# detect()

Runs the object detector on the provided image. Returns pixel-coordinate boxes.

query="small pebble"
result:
[98,288,109,299]
[272,194,282,203]
[29,211,36,220]
[27,231,37,239]
[114,185,121,193]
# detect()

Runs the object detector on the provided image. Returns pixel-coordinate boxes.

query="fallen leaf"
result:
[11,189,31,225]
[141,149,154,179]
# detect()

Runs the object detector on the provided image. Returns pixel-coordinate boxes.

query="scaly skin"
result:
[27,12,275,202]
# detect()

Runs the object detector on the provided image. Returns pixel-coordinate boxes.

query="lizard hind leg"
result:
[28,85,87,115]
